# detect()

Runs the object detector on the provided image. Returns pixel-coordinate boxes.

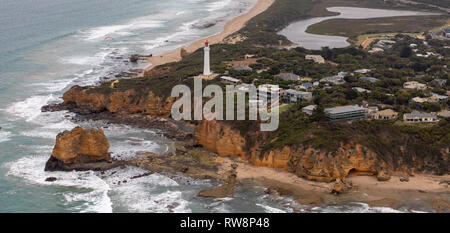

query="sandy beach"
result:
[217,156,449,210]
[144,0,275,72]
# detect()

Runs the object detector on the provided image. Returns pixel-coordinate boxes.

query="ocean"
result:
[0,0,301,213]
[0,0,417,213]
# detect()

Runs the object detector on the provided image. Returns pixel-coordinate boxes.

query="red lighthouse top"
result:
[205,40,209,45]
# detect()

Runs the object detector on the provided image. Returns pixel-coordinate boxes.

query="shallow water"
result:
[278,7,439,50]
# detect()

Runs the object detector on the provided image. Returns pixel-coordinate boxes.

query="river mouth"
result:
[278,7,440,50]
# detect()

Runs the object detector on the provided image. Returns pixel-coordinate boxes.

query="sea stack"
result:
[45,126,122,171]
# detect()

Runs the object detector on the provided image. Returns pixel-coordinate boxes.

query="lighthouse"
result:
[203,41,212,76]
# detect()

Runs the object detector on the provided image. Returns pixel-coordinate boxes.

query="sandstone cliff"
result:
[62,85,174,116]
[45,127,122,171]
[195,120,448,182]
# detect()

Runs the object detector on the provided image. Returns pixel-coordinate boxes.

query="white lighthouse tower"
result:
[203,41,212,76]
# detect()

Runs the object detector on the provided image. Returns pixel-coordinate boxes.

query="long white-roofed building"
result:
[324,105,368,121]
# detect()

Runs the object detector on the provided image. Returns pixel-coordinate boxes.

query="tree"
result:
[309,105,326,122]
[400,45,412,58]
[344,88,358,100]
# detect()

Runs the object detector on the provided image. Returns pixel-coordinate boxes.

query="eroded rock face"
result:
[62,85,174,116]
[193,120,436,183]
[45,127,121,171]
[198,164,238,198]
[194,120,246,158]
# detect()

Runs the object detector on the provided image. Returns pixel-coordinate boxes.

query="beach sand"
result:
[217,156,449,210]
[144,0,275,73]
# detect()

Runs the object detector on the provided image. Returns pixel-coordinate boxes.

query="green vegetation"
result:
[306,15,449,45]
[81,0,449,174]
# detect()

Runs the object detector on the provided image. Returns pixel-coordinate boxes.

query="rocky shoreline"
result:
[43,102,194,140]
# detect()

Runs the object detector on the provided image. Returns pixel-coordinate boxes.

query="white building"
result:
[403,81,427,90]
[282,89,312,103]
[203,41,212,76]
[305,55,325,64]
[220,76,241,85]
[302,105,317,115]
[403,111,438,123]
[258,84,281,102]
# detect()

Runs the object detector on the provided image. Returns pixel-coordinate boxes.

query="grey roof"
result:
[443,28,450,33]
[220,76,241,83]
[303,105,317,111]
[285,89,311,95]
[325,105,367,114]
[301,82,313,88]
[360,76,379,83]
[277,73,300,81]
[234,66,253,71]
[404,111,437,118]
[432,79,447,86]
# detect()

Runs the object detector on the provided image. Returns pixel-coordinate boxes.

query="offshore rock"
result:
[45,127,122,171]
[198,164,238,198]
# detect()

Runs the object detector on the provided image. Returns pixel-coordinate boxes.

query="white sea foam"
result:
[143,20,200,51]
[0,131,12,143]
[102,166,190,213]
[61,51,109,66]
[29,78,77,93]
[318,202,404,213]
[256,203,287,213]
[20,110,77,139]
[109,137,162,160]
[5,155,113,213]
[206,0,233,12]
[81,20,165,41]
[5,95,60,122]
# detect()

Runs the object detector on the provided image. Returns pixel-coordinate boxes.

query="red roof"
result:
[205,40,209,45]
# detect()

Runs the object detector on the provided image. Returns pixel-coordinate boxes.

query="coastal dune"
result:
[145,0,275,72]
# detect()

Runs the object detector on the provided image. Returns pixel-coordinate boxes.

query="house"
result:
[353,87,371,93]
[258,84,281,102]
[277,73,300,81]
[300,77,313,82]
[410,97,428,104]
[320,72,347,85]
[282,89,313,103]
[297,82,314,90]
[359,76,379,83]
[302,105,317,115]
[403,111,438,123]
[324,105,368,121]
[432,93,448,101]
[442,28,450,38]
[403,81,427,90]
[368,106,379,114]
[373,40,396,49]
[370,109,398,120]
[305,55,325,64]
[411,94,447,104]
[220,76,242,85]
[234,66,253,72]
[354,69,372,74]
[438,110,450,118]
[369,48,384,53]
[431,79,447,87]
